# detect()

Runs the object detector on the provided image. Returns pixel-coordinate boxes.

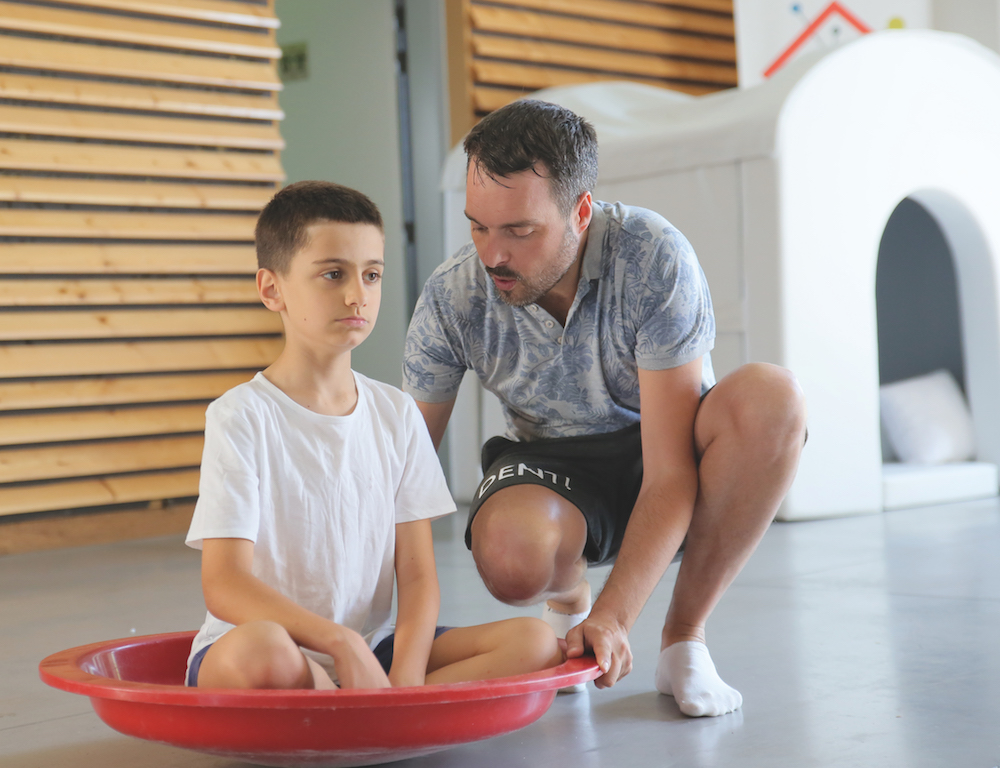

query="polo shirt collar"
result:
[580,201,606,283]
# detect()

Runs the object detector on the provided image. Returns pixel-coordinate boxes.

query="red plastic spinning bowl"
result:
[39,631,600,768]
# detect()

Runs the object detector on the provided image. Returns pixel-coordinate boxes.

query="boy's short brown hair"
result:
[255,180,384,274]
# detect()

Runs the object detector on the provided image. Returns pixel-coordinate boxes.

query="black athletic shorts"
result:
[466,423,644,566]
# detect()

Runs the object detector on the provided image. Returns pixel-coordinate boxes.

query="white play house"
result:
[440,30,1000,520]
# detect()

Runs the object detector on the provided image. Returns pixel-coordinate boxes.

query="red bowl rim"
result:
[39,631,602,708]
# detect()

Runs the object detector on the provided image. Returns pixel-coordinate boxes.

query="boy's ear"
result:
[256,268,285,312]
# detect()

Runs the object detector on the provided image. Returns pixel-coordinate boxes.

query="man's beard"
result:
[487,226,580,307]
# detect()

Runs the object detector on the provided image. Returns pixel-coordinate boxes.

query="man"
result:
[403,99,806,716]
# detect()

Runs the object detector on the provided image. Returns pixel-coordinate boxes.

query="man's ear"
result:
[257,268,284,312]
[573,191,594,236]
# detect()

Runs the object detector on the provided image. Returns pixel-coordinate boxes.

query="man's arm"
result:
[415,398,457,450]
[201,537,390,689]
[387,518,441,686]
[565,358,703,687]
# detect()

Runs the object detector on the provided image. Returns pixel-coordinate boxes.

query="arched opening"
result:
[876,197,965,394]
[875,196,999,508]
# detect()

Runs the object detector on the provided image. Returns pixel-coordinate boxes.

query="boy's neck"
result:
[262,343,358,417]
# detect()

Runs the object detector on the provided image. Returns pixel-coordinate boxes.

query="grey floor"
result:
[2,498,999,768]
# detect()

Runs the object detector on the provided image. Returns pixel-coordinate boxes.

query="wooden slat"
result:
[0,277,259,307]
[0,338,283,378]
[0,139,284,182]
[0,35,281,91]
[0,468,200,517]
[446,0,476,145]
[645,0,733,13]
[0,105,284,150]
[0,307,281,340]
[472,60,718,94]
[472,81,714,109]
[0,434,204,483]
[473,34,738,85]
[470,5,736,61]
[0,176,274,210]
[0,403,207,446]
[0,0,284,539]
[0,1,280,59]
[479,0,735,37]
[53,0,279,30]
[0,243,258,275]
[0,502,195,552]
[472,86,533,113]
[0,371,254,411]
[0,210,257,240]
[0,72,284,120]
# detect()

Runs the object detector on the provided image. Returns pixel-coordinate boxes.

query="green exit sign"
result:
[280,42,308,82]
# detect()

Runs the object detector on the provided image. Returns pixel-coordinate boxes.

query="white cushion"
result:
[879,369,976,464]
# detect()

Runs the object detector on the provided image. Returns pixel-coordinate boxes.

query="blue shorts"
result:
[186,626,451,687]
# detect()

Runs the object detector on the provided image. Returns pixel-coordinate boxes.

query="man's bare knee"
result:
[738,364,806,444]
[472,504,558,604]
[703,363,807,455]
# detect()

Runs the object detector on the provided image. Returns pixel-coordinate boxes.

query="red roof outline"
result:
[762,1,873,78]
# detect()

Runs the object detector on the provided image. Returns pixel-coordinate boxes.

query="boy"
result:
[185,180,560,689]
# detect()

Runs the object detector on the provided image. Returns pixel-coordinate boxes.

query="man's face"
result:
[464,164,581,307]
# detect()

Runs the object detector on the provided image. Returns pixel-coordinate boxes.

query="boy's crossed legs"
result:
[194,616,561,689]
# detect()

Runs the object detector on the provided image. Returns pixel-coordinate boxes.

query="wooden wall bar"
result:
[0,0,284,545]
[446,0,737,143]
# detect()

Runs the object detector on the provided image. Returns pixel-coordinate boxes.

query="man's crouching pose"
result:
[403,100,807,716]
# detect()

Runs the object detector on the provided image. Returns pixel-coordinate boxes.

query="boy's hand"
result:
[326,628,391,690]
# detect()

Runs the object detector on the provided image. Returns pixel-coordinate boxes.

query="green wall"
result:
[275,0,407,387]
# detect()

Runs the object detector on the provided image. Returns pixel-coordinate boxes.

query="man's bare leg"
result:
[470,486,593,694]
[470,483,590,611]
[656,363,807,716]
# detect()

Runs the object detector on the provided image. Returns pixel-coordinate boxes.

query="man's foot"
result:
[543,584,591,693]
[655,641,742,717]
[541,602,590,639]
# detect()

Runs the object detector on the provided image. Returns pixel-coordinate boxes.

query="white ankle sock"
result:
[655,641,742,717]
[541,604,589,640]
[543,604,590,694]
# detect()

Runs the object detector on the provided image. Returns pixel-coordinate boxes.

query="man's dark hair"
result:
[255,180,383,273]
[463,99,598,216]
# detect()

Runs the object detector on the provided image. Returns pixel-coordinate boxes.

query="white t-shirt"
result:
[185,371,456,678]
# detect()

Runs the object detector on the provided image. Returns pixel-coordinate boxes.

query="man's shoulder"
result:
[412,241,493,331]
[424,241,484,292]
[598,200,686,249]
[595,200,696,277]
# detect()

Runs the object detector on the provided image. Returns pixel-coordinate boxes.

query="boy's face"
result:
[257,221,384,354]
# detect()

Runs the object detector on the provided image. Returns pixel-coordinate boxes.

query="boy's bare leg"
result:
[423,618,562,684]
[304,656,338,689]
[197,619,334,689]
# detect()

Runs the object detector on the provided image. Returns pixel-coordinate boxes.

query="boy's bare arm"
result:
[388,518,441,687]
[201,537,390,689]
